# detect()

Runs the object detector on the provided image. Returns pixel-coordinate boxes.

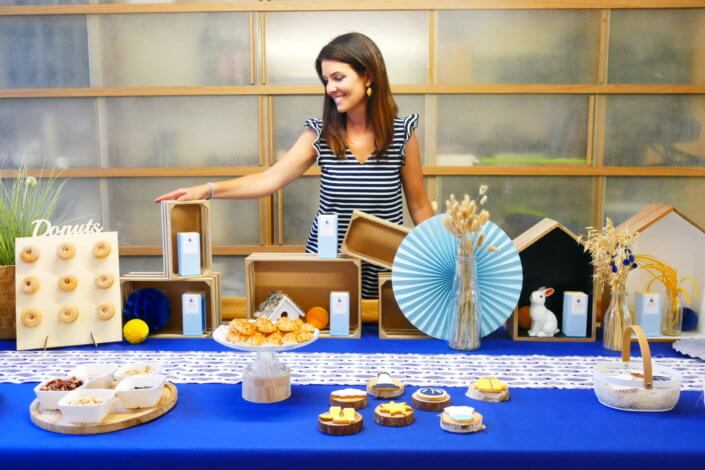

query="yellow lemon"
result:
[123,319,149,344]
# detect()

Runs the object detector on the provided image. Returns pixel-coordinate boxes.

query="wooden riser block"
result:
[242,372,291,403]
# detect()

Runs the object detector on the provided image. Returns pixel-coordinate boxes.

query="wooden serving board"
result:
[30,382,177,435]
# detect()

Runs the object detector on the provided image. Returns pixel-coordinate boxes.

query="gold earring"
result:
[366,86,373,97]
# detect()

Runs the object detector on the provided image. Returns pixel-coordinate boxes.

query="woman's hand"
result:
[154,184,209,203]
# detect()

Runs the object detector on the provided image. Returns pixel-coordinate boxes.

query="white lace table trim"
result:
[1,350,704,391]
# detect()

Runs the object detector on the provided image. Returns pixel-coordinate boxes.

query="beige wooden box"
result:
[245,253,361,338]
[120,272,222,338]
[340,210,410,270]
[378,273,428,339]
[160,201,213,279]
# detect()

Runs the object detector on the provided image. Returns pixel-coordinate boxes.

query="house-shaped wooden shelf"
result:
[509,218,596,342]
[618,204,705,341]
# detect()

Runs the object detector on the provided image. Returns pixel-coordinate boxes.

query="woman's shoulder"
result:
[393,113,419,128]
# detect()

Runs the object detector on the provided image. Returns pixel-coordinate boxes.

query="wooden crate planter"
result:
[341,210,410,269]
[378,273,427,339]
[619,204,705,341]
[160,201,213,279]
[509,219,597,342]
[245,253,362,338]
[120,272,222,338]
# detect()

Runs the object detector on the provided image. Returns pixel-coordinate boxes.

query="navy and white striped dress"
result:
[303,114,419,299]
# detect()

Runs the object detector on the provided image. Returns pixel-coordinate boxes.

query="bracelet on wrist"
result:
[207,182,216,200]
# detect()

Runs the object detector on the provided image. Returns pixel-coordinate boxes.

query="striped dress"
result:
[303,114,419,299]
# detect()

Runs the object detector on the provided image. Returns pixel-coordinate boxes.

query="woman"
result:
[155,32,434,298]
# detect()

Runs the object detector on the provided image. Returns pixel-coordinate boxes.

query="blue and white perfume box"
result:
[182,292,206,336]
[329,291,350,336]
[317,214,338,259]
[177,232,201,277]
[635,292,662,337]
[562,291,588,337]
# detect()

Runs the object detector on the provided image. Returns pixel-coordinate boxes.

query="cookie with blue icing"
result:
[412,387,451,411]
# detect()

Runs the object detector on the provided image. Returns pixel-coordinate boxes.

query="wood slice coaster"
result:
[440,410,486,434]
[330,395,368,410]
[411,387,451,411]
[366,378,404,398]
[466,383,510,403]
[318,412,363,436]
[30,382,178,435]
[373,402,414,427]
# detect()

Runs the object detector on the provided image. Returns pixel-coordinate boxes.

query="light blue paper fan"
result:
[392,214,522,339]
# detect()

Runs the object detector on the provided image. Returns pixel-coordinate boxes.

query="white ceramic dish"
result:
[116,374,166,409]
[33,376,88,411]
[58,388,116,424]
[70,363,117,389]
[212,324,319,352]
[114,362,163,382]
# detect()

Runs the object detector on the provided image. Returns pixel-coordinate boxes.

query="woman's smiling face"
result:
[320,60,369,114]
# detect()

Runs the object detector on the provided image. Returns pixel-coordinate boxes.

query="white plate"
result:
[212,325,319,353]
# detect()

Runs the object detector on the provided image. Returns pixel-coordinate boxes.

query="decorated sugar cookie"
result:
[367,372,404,398]
[330,388,368,409]
[374,401,414,427]
[440,406,486,434]
[467,376,510,402]
[411,387,451,411]
[318,406,363,435]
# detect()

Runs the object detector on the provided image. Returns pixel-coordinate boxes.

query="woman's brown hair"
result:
[315,32,398,160]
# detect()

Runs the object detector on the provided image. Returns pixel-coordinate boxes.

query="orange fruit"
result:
[306,306,329,329]
[518,306,531,330]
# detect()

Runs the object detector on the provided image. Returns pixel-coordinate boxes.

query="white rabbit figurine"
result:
[528,287,560,337]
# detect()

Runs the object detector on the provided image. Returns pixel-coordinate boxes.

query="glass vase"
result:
[602,288,632,351]
[662,292,683,336]
[448,251,481,351]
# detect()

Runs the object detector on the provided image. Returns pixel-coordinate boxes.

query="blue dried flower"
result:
[629,255,635,263]
[623,259,631,266]
[611,263,618,273]
[632,263,638,269]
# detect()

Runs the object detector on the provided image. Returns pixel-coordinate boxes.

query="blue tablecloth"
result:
[1,326,703,469]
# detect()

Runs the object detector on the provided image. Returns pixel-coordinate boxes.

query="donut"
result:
[95,273,114,289]
[20,246,40,263]
[56,242,76,260]
[21,276,40,295]
[21,308,42,328]
[96,303,115,321]
[92,240,112,259]
[58,275,78,292]
[59,305,79,324]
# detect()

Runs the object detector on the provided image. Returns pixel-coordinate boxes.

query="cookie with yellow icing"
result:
[374,401,414,427]
[466,376,510,402]
[318,406,363,435]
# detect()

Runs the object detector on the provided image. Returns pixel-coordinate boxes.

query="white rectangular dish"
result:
[116,374,166,409]
[58,388,116,424]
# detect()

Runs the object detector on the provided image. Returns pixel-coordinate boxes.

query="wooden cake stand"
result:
[30,382,177,435]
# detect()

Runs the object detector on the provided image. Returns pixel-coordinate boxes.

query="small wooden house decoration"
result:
[618,204,705,340]
[509,218,596,342]
[254,291,304,320]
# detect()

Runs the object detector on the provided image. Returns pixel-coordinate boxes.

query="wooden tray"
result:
[30,382,178,434]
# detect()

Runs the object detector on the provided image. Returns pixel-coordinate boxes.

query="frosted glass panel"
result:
[93,13,250,87]
[119,256,164,276]
[0,16,89,88]
[436,176,594,238]
[436,10,600,84]
[436,95,588,165]
[281,176,319,244]
[605,177,705,227]
[55,179,103,228]
[103,96,259,167]
[266,12,428,85]
[213,256,246,297]
[104,178,259,246]
[0,99,97,168]
[604,96,705,167]
[273,95,426,163]
[609,10,705,84]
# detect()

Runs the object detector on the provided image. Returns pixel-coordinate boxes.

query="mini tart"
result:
[330,388,368,409]
[373,401,414,427]
[466,376,510,403]
[367,377,404,399]
[440,408,486,434]
[318,407,363,436]
[412,387,451,411]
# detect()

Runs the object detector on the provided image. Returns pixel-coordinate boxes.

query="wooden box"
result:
[340,210,410,269]
[377,273,427,339]
[245,253,361,338]
[120,272,221,338]
[160,201,213,279]
[509,219,597,342]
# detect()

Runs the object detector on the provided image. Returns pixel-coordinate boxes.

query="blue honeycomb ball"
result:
[123,288,170,332]
[682,307,698,332]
